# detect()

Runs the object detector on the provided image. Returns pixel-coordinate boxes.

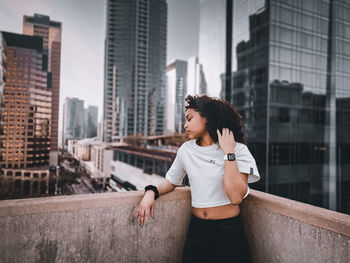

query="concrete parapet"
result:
[0,187,192,263]
[240,190,350,263]
[0,188,349,263]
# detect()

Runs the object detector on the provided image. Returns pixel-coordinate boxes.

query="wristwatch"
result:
[224,153,236,161]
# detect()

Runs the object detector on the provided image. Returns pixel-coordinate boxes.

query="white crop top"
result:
[165,139,260,208]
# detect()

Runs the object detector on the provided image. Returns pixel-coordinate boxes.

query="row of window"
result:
[249,142,350,165]
[0,179,48,197]
[3,171,47,178]
[2,162,49,169]
[113,150,171,177]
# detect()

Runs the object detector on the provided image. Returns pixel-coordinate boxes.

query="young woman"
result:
[136,95,260,262]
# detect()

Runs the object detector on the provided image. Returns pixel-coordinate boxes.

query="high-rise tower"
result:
[0,31,51,198]
[103,0,167,142]
[23,14,62,165]
[62,97,85,147]
[166,60,187,134]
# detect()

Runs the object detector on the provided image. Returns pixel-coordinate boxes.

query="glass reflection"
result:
[229,0,350,214]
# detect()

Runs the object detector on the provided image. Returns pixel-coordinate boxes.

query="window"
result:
[279,107,290,122]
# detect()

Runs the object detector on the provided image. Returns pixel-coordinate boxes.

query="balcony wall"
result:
[241,190,350,263]
[0,188,349,263]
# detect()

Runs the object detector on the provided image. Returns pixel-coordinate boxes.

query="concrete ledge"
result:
[0,187,191,217]
[0,187,192,263]
[0,187,349,263]
[241,190,350,263]
[244,190,350,237]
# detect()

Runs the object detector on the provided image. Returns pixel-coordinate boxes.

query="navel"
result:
[203,211,207,217]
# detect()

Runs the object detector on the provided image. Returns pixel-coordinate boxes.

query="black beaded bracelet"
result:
[144,185,159,200]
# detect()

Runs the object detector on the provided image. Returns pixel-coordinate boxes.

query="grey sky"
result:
[0,0,199,129]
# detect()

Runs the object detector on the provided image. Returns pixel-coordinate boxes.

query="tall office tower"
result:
[187,56,207,96]
[103,0,167,142]
[23,14,62,164]
[62,97,85,147]
[211,0,349,214]
[0,32,52,198]
[165,60,187,135]
[85,105,98,138]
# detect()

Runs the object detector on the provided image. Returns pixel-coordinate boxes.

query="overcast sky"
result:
[0,0,200,128]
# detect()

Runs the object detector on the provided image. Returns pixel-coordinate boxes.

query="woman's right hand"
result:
[136,191,155,227]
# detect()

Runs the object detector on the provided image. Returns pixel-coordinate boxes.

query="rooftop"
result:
[1,31,43,51]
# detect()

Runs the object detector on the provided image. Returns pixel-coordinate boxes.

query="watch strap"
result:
[144,185,159,200]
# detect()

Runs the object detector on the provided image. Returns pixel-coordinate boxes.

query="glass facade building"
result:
[166,60,187,134]
[199,0,350,214]
[84,106,98,138]
[103,0,167,142]
[62,97,85,147]
[187,56,207,97]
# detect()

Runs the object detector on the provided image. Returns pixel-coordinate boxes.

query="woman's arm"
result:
[137,146,186,226]
[223,160,248,204]
[137,179,176,226]
[217,128,248,204]
[154,179,176,196]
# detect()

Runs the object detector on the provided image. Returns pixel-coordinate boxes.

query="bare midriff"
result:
[191,203,240,219]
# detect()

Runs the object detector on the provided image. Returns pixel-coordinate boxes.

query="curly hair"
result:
[184,95,247,145]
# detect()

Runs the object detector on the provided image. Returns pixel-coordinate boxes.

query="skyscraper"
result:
[23,14,62,165]
[62,97,85,147]
[166,60,187,134]
[186,56,207,97]
[198,0,350,214]
[103,0,167,142]
[85,105,98,138]
[0,31,51,198]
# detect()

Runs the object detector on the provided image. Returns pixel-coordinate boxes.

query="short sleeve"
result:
[165,149,186,186]
[236,144,260,183]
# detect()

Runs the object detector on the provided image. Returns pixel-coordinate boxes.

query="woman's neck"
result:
[196,133,214,147]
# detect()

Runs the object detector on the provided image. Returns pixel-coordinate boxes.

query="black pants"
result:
[181,213,252,263]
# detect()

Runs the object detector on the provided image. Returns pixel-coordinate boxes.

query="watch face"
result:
[227,153,236,161]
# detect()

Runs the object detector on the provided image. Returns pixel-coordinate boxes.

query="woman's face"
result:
[184,109,207,139]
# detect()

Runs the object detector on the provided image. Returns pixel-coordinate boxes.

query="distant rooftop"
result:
[1,31,43,52]
[23,13,61,28]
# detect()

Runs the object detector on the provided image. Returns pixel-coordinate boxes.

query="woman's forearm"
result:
[145,179,176,199]
[158,179,176,195]
[223,160,248,204]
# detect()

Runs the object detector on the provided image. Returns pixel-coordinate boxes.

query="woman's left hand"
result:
[216,128,236,154]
